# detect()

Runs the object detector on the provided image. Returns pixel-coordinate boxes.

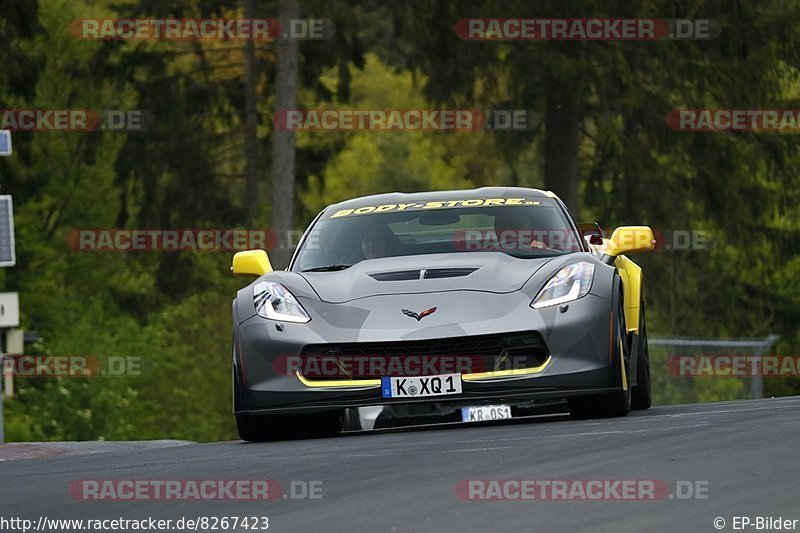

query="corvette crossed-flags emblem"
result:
[401,307,437,321]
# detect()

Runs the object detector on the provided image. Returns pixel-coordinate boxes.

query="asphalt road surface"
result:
[2,397,799,533]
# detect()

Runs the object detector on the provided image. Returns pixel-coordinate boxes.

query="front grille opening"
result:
[298,331,549,379]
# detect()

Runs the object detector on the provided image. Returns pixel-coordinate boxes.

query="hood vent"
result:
[423,267,479,279]
[369,269,422,281]
[369,267,479,281]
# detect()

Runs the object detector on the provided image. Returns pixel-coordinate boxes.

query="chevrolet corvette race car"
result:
[231,187,655,441]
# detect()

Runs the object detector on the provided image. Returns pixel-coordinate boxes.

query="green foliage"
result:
[649,345,749,406]
[299,54,539,213]
[0,0,798,442]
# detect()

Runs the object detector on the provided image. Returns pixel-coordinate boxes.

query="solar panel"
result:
[0,196,15,266]
[0,131,10,156]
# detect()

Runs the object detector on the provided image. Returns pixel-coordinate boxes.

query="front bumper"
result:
[234,290,616,415]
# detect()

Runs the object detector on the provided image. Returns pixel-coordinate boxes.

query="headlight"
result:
[531,262,594,309]
[253,281,311,323]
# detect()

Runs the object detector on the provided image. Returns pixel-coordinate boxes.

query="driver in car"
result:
[360,225,393,259]
[493,210,549,252]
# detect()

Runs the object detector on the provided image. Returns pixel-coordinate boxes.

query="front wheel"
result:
[568,290,631,419]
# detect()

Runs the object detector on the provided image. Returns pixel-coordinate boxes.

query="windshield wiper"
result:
[302,264,353,272]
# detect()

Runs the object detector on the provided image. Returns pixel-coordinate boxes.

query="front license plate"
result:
[381,374,462,398]
[461,405,512,422]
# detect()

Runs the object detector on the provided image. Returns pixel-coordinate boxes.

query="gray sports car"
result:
[231,187,655,441]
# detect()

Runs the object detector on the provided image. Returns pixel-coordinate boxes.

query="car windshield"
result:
[293,202,583,272]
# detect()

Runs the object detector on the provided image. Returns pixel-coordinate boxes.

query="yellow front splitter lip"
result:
[295,356,552,389]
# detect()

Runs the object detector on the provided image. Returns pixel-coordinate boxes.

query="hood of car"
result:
[297,252,556,303]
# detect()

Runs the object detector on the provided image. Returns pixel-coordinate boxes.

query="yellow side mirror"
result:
[604,226,656,256]
[231,249,272,277]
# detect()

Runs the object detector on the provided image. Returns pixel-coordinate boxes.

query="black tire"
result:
[568,288,631,419]
[236,413,276,442]
[236,411,344,442]
[631,302,652,410]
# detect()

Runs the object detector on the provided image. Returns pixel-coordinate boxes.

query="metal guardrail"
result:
[649,335,780,399]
